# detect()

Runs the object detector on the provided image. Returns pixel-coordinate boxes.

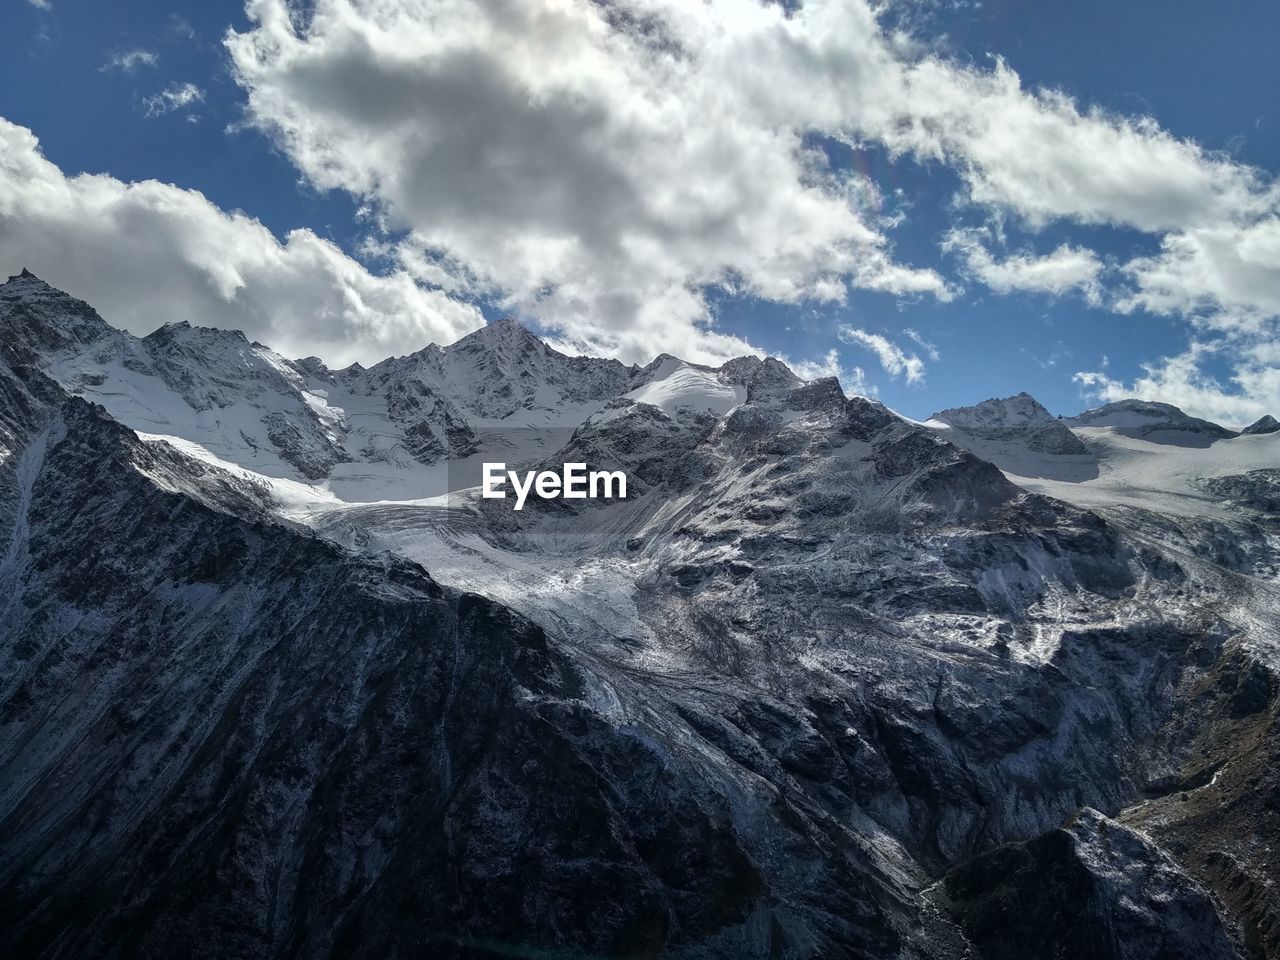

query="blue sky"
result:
[2,0,1279,424]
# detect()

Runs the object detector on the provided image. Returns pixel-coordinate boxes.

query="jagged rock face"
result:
[0,269,113,363]
[341,320,637,466]
[542,381,1026,538]
[1118,634,1280,960]
[4,274,1280,959]
[424,368,1208,894]
[380,375,481,463]
[0,343,53,464]
[0,273,349,479]
[357,318,634,423]
[940,809,1237,960]
[2,394,894,959]
[1200,469,1280,515]
[932,392,1053,432]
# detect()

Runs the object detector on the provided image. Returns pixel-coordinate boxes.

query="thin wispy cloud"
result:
[903,329,940,362]
[26,0,52,10]
[142,82,204,118]
[101,49,158,74]
[169,15,196,40]
[838,327,927,384]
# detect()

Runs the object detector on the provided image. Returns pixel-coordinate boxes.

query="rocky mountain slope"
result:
[2,271,1279,959]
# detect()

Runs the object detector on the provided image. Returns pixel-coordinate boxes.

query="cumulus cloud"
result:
[1075,345,1250,428]
[1117,218,1280,331]
[1075,336,1280,430]
[838,327,926,384]
[142,81,205,118]
[225,0,952,365]
[102,49,159,73]
[894,55,1278,344]
[0,119,482,366]
[10,0,1280,387]
[1074,214,1280,424]
[883,67,1269,233]
[945,229,1104,302]
[219,0,1280,371]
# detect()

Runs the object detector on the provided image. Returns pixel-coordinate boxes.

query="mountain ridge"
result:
[3,273,1280,958]
[11,268,1269,451]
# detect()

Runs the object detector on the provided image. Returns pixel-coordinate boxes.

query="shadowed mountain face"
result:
[2,274,1279,959]
[938,809,1237,960]
[0,396,802,960]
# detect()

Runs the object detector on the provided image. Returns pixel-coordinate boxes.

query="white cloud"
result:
[220,0,1280,369]
[787,348,874,397]
[102,49,159,73]
[225,0,952,365]
[838,327,925,384]
[0,119,482,367]
[26,0,52,10]
[10,0,1280,385]
[142,82,205,118]
[1074,339,1280,429]
[1117,217,1280,332]
[883,66,1269,233]
[890,57,1278,340]
[945,230,1104,302]
[903,328,939,361]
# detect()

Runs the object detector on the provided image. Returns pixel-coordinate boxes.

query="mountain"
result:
[3,272,1279,959]
[1242,414,1280,435]
[926,393,1093,481]
[336,318,634,464]
[1066,398,1238,442]
[0,275,774,504]
[937,809,1238,960]
[930,392,1087,455]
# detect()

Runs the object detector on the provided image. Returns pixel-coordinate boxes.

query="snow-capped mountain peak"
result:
[930,391,1056,431]
[744,355,802,401]
[451,315,542,349]
[927,391,1090,463]
[2,267,70,303]
[1241,413,1280,435]
[144,319,251,347]
[1067,398,1237,439]
[0,269,113,357]
[624,358,745,417]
